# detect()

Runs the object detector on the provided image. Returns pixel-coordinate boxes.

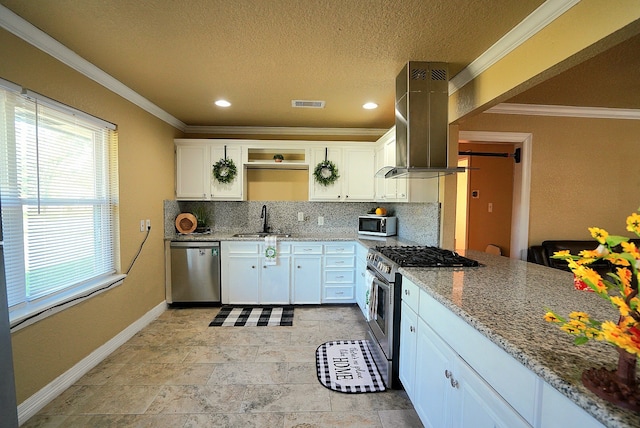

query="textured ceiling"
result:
[3,0,637,130]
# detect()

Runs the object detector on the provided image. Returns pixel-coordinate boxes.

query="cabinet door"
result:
[309,147,343,200]
[452,358,530,428]
[226,256,260,304]
[343,147,375,201]
[176,144,209,200]
[210,145,244,200]
[414,318,455,428]
[260,256,290,304]
[399,301,418,399]
[292,256,322,304]
[382,138,400,201]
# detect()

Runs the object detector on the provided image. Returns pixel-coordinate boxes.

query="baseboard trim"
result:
[16,301,167,425]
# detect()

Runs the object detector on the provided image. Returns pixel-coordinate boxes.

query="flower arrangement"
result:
[543,209,640,409]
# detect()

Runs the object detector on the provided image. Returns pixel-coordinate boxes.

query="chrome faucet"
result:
[260,204,269,233]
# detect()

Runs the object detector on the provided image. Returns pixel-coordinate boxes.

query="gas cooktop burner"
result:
[374,246,479,268]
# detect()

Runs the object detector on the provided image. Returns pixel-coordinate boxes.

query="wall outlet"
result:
[318,216,324,226]
[139,220,145,232]
[146,219,151,230]
[298,212,304,222]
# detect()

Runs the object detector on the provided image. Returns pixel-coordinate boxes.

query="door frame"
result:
[458,131,533,260]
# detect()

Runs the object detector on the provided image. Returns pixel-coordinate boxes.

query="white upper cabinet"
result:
[374,127,439,203]
[308,146,375,201]
[175,140,245,201]
[209,145,244,200]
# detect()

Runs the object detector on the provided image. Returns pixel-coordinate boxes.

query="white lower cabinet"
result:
[221,242,290,304]
[400,276,606,428]
[291,243,323,304]
[222,241,356,305]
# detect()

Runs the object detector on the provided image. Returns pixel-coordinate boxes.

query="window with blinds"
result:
[0,79,119,321]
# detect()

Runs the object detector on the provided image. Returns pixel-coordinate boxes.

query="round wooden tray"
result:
[175,213,197,234]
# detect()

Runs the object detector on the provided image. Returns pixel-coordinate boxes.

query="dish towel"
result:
[264,235,277,265]
[364,270,377,322]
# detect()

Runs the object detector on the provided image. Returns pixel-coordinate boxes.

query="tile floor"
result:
[23,305,423,427]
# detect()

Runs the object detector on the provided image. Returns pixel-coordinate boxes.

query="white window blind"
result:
[0,80,119,314]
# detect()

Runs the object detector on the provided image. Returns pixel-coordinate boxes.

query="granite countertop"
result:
[399,250,639,428]
[166,232,418,247]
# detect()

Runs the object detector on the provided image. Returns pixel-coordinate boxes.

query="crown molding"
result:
[448,0,580,95]
[184,125,388,138]
[0,5,187,131]
[485,103,640,120]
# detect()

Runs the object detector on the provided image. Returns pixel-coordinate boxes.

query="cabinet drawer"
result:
[325,270,355,283]
[401,276,420,313]
[325,256,355,268]
[292,243,323,254]
[325,243,355,254]
[324,286,355,300]
[226,242,260,254]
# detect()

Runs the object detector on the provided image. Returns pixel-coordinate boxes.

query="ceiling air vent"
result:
[291,100,325,108]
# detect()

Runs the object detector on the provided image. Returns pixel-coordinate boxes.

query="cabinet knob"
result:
[409,325,415,333]
[345,195,349,198]
[297,265,301,269]
[450,378,459,389]
[263,265,267,268]
[445,370,452,379]
[405,289,410,295]
[251,265,256,269]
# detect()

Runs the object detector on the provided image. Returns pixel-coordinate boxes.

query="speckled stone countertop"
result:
[399,250,639,428]
[166,232,417,247]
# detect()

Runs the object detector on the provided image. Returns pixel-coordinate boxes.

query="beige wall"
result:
[459,113,640,245]
[460,143,514,254]
[0,29,181,402]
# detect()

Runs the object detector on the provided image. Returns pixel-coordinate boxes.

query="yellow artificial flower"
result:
[617,267,632,289]
[553,250,571,258]
[627,212,640,235]
[588,227,609,244]
[585,328,603,340]
[561,323,581,335]
[568,319,587,331]
[606,255,630,267]
[621,242,640,259]
[544,312,562,323]
[610,296,631,316]
[569,311,589,321]
[578,249,599,260]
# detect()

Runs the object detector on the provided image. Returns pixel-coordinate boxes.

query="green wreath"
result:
[313,160,340,186]
[212,158,237,184]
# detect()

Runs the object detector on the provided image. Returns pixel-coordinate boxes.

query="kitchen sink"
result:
[232,232,292,238]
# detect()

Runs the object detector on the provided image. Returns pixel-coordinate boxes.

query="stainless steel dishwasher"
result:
[169,241,221,304]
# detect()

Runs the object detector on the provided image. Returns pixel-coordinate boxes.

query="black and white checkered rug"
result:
[316,340,386,393]
[209,306,294,327]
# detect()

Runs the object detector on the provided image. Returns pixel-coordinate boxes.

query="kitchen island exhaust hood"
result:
[378,61,465,179]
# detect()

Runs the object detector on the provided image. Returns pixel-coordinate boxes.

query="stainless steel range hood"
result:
[379,61,465,179]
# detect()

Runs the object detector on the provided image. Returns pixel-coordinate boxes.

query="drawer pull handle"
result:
[336,276,344,279]
[409,325,415,333]
[336,261,344,264]
[336,291,344,295]
[405,289,410,296]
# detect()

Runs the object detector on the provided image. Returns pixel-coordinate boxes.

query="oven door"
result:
[367,269,393,359]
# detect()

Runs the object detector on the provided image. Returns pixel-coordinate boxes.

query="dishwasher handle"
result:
[170,241,220,249]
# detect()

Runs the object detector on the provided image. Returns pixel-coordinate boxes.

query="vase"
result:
[582,347,640,411]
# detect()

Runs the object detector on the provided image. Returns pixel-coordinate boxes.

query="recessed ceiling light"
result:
[363,102,378,110]
[215,99,231,107]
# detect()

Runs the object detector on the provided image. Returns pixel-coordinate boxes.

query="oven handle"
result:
[367,267,391,292]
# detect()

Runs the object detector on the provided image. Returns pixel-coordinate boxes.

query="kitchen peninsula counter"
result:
[399,250,639,428]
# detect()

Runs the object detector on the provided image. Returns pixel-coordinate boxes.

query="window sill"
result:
[9,273,127,332]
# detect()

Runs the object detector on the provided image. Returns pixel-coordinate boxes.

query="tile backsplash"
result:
[165,200,440,245]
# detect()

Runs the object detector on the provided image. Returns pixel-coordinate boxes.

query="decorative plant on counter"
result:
[543,209,640,410]
[212,157,237,184]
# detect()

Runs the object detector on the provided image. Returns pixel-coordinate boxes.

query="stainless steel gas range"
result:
[365,245,479,389]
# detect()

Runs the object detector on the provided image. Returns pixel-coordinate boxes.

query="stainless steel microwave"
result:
[358,216,397,237]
